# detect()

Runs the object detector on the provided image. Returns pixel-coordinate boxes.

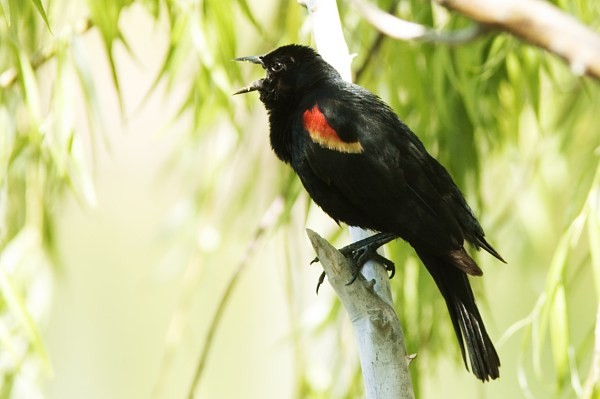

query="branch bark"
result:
[433,0,600,80]
[307,230,414,399]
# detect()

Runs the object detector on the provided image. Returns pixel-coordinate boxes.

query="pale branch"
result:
[350,0,485,44]
[298,0,353,81]
[349,227,394,307]
[307,230,414,399]
[300,0,415,396]
[433,0,600,80]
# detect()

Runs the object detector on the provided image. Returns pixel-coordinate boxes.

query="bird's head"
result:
[234,44,338,110]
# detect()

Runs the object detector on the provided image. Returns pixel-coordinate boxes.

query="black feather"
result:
[415,248,500,381]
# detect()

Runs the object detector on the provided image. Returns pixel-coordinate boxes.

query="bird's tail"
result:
[415,248,500,382]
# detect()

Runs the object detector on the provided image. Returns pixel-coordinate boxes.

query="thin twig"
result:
[0,18,93,90]
[186,196,284,399]
[354,0,400,83]
[350,0,485,44]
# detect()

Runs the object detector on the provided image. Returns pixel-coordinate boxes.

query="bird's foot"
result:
[313,232,398,294]
[345,245,396,285]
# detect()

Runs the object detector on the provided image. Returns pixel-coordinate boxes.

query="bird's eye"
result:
[270,61,285,73]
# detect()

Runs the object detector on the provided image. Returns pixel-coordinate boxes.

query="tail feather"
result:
[415,248,500,381]
[472,236,506,264]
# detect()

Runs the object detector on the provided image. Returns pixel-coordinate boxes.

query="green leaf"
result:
[145,13,189,99]
[103,40,125,116]
[17,48,41,122]
[535,230,570,376]
[0,229,51,372]
[86,0,127,115]
[0,0,9,26]
[550,284,569,388]
[587,167,600,296]
[236,0,264,36]
[72,35,107,147]
[29,0,51,32]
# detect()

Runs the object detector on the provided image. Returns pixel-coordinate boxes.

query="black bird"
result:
[234,44,504,382]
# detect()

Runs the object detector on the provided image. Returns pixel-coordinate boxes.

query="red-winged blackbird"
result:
[235,44,504,382]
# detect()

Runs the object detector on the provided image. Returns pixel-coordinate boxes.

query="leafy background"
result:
[1,0,599,398]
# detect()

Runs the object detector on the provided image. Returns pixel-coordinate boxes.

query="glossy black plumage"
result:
[235,44,504,381]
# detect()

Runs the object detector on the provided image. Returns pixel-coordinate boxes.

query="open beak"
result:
[233,55,265,95]
[233,79,265,95]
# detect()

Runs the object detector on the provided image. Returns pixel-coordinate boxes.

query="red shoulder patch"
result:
[302,105,363,154]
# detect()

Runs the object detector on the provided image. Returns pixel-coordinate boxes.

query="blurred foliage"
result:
[1,0,600,398]
[1,0,94,396]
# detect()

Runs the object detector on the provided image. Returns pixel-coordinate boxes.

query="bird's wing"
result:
[300,93,468,256]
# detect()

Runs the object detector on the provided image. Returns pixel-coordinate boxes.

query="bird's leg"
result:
[314,232,398,293]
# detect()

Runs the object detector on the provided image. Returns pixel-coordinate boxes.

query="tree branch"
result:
[298,0,353,81]
[307,230,414,399]
[433,0,600,80]
[354,0,400,83]
[350,0,485,44]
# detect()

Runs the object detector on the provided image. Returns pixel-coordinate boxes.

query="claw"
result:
[310,232,399,293]
[368,252,396,279]
[346,265,362,286]
[316,271,326,294]
[344,247,396,285]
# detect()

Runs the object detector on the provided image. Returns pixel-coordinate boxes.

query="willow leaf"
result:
[29,0,51,32]
[0,0,9,26]
[0,230,51,371]
[17,48,41,122]
[72,36,107,151]
[587,169,600,296]
[550,284,569,389]
[237,0,264,36]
